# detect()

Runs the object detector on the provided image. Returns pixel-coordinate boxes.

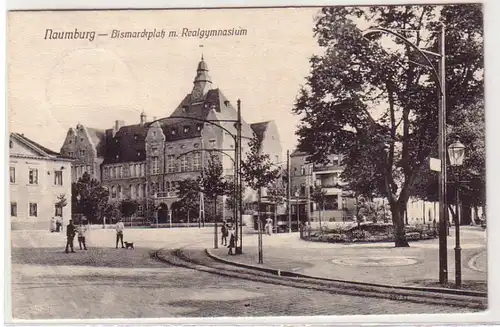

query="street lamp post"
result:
[448,140,466,288]
[362,24,448,285]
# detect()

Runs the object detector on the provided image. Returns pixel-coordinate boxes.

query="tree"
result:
[310,185,327,229]
[120,199,138,225]
[178,178,202,224]
[266,176,287,230]
[241,135,281,230]
[293,5,483,247]
[104,202,120,223]
[202,154,231,248]
[72,172,110,223]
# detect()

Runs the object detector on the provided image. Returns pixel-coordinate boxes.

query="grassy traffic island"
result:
[304,222,438,243]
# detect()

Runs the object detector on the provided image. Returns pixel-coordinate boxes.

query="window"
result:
[130,184,135,199]
[153,131,157,137]
[54,171,63,185]
[137,205,144,216]
[11,202,17,217]
[193,152,202,171]
[167,155,176,173]
[152,157,160,174]
[180,155,188,172]
[104,168,109,178]
[209,139,216,147]
[196,124,202,132]
[55,204,62,217]
[183,126,190,133]
[171,129,177,135]
[68,151,74,157]
[9,167,15,183]
[111,186,117,198]
[80,150,85,156]
[69,140,73,144]
[165,181,171,196]
[28,168,38,185]
[29,203,38,217]
[136,184,141,198]
[80,137,84,142]
[9,140,13,148]
[112,167,116,179]
[134,134,139,140]
[324,195,339,210]
[117,185,122,199]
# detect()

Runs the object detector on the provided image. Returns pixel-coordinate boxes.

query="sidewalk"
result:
[208,227,487,291]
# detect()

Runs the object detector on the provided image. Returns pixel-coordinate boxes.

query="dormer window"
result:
[137,151,141,157]
[116,155,119,159]
[171,129,177,135]
[196,124,202,132]
[69,140,72,144]
[180,145,185,149]
[183,126,190,133]
[134,134,139,140]
[80,138,84,142]
[9,140,13,149]
[153,131,156,137]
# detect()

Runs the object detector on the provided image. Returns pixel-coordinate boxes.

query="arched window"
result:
[165,181,171,196]
[117,185,122,199]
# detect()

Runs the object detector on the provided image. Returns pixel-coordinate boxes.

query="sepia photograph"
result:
[6,3,486,321]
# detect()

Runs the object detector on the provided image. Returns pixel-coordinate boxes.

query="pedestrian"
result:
[55,218,61,232]
[265,217,273,236]
[77,223,88,250]
[227,225,236,255]
[50,217,56,233]
[116,218,125,249]
[221,222,228,246]
[65,219,76,253]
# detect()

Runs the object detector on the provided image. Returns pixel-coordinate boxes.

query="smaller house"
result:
[9,133,73,230]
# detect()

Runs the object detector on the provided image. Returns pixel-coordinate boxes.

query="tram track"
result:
[151,245,487,311]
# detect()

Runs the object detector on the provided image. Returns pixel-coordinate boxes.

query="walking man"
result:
[221,222,228,246]
[116,218,125,249]
[77,223,88,250]
[227,225,236,255]
[65,219,76,253]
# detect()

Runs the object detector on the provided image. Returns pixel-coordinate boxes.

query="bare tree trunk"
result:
[214,197,218,249]
[391,202,409,247]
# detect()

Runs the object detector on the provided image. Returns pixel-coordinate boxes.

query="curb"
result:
[205,248,487,298]
[155,248,486,310]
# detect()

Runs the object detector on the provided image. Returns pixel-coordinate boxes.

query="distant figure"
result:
[227,225,236,255]
[77,223,88,250]
[221,222,228,246]
[55,218,62,232]
[116,218,125,249]
[265,217,273,236]
[65,220,76,253]
[50,217,56,233]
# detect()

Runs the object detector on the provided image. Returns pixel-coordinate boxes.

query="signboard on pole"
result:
[429,158,441,172]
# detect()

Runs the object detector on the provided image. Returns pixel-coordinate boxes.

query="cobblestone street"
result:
[9,228,479,319]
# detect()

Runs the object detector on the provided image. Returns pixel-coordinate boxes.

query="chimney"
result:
[140,112,147,125]
[113,120,125,137]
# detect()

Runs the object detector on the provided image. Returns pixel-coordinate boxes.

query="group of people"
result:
[64,219,88,253]
[220,222,237,255]
[50,217,64,233]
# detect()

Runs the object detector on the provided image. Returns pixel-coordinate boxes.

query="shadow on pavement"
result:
[11,247,166,268]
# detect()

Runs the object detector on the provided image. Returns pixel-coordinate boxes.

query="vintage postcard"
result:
[7,3,486,322]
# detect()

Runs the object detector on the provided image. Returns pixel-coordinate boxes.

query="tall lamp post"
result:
[448,140,466,287]
[362,23,448,285]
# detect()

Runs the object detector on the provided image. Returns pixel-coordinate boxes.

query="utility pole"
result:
[286,150,292,233]
[236,99,243,254]
[438,23,448,285]
[306,164,312,236]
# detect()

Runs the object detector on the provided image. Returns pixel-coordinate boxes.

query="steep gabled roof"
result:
[250,121,271,142]
[11,133,70,159]
[85,127,106,157]
[103,124,149,164]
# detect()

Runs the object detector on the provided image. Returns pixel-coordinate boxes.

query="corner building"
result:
[60,58,282,223]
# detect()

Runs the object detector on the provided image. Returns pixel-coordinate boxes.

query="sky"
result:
[8,8,321,157]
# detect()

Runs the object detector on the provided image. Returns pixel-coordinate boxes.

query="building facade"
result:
[10,133,73,230]
[60,58,282,223]
[60,124,106,182]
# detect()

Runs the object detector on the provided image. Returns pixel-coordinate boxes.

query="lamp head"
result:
[447,140,466,166]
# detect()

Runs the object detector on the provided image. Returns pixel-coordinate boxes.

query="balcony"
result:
[154,192,177,199]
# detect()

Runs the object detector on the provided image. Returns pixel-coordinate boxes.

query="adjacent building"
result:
[9,133,73,230]
[59,57,282,223]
